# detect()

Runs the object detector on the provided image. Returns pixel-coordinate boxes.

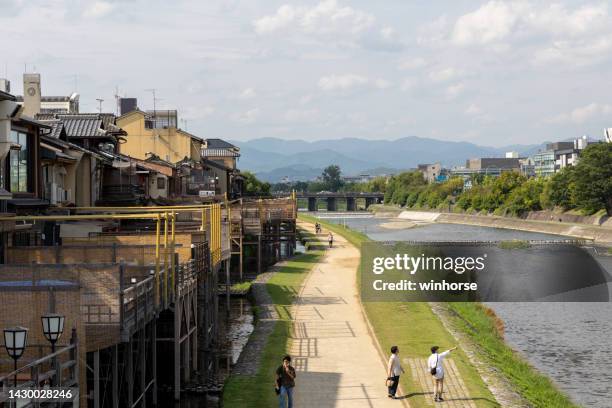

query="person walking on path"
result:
[387,346,404,399]
[276,355,297,408]
[328,232,334,248]
[428,345,457,402]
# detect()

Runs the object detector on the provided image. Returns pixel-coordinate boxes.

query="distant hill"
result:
[233,136,545,182]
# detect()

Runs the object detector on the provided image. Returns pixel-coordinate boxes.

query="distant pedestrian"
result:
[328,232,334,248]
[428,345,457,402]
[387,346,404,399]
[276,355,296,408]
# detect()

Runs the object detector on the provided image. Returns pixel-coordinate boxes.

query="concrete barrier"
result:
[398,210,440,222]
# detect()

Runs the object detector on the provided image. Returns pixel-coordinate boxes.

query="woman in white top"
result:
[387,346,404,399]
[428,345,457,402]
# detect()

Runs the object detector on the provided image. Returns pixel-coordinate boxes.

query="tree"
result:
[242,171,271,196]
[571,143,612,215]
[321,165,343,192]
[541,168,575,210]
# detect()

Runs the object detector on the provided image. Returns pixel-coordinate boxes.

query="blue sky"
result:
[1,0,611,145]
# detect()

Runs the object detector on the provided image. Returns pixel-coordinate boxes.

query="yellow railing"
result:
[0,204,224,306]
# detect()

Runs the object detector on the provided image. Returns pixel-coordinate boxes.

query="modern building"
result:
[417,162,441,183]
[452,156,520,179]
[533,137,591,177]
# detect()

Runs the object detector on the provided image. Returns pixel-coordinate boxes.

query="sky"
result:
[1,0,611,146]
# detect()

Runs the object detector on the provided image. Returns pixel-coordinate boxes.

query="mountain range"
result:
[232,136,546,182]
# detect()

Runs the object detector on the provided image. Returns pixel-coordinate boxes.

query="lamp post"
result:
[3,327,28,387]
[41,314,65,353]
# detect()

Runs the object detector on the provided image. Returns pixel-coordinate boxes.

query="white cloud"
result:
[254,0,374,35]
[549,103,612,124]
[318,74,368,91]
[253,0,401,50]
[253,4,298,34]
[445,83,466,100]
[285,108,318,122]
[533,36,612,66]
[429,67,458,83]
[234,108,260,124]
[182,105,215,121]
[83,1,115,18]
[400,78,416,92]
[374,78,391,89]
[452,1,523,46]
[317,74,391,92]
[398,57,427,70]
[451,1,609,46]
[237,87,256,99]
[465,103,482,115]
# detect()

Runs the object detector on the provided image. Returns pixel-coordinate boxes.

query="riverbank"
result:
[371,205,612,245]
[222,228,324,407]
[300,214,501,407]
[302,214,580,408]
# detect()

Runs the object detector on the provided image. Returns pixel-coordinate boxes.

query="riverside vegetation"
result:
[301,214,578,408]
[381,143,612,217]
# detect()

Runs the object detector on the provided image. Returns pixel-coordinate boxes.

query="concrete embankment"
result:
[398,210,612,245]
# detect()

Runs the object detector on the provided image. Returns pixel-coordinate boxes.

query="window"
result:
[8,130,30,193]
[157,177,166,189]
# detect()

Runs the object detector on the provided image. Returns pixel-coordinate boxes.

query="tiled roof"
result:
[57,115,105,138]
[205,138,237,149]
[39,120,65,139]
[202,148,240,158]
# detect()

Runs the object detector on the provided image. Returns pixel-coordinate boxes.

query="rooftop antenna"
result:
[96,98,104,113]
[145,88,158,117]
[114,86,120,115]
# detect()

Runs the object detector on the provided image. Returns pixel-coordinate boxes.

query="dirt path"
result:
[292,222,403,407]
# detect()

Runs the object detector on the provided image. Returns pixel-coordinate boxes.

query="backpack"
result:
[430,354,438,376]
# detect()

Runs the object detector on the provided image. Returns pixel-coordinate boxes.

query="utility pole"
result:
[96,98,104,113]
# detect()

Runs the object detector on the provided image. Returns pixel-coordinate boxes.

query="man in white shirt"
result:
[387,345,404,399]
[428,345,457,402]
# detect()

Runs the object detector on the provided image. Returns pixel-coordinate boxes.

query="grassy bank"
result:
[301,214,577,408]
[222,228,324,407]
[447,303,578,407]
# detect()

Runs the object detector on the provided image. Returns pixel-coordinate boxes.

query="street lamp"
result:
[3,326,28,386]
[41,314,65,353]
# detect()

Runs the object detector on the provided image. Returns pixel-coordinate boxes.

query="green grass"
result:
[230,281,252,292]
[302,215,577,408]
[447,303,578,408]
[222,228,324,407]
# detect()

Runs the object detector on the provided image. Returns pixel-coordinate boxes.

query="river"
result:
[317,212,612,408]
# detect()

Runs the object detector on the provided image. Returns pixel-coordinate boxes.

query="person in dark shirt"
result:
[275,355,296,407]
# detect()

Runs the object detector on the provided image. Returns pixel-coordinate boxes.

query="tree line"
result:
[383,143,612,216]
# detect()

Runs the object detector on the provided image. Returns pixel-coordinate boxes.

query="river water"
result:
[318,212,612,407]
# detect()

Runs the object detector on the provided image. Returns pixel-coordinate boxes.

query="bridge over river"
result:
[293,192,384,211]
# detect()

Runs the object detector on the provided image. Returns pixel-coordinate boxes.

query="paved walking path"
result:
[407,358,477,408]
[291,222,403,407]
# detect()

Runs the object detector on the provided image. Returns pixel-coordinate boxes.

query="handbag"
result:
[430,354,439,376]
[385,377,395,387]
